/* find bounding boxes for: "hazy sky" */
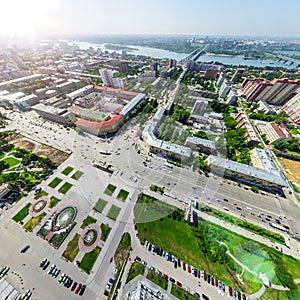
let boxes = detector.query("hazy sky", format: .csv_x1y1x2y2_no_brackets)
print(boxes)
1,0,300,38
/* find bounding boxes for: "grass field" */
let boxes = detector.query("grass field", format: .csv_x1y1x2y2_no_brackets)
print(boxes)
12,203,31,222
48,177,62,188
58,182,73,194
62,233,80,262
3,157,20,168
62,166,74,176
48,196,60,208
79,246,101,274
100,223,111,241
134,193,300,295
107,205,121,220
34,190,48,200
104,184,117,196
200,205,285,244
71,170,84,180
93,198,108,213
23,212,46,232
126,262,145,283
81,215,97,229
171,284,198,300
116,189,129,202
146,270,168,290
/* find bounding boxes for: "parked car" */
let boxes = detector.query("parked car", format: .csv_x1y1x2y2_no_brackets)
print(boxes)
79,285,86,296
75,283,82,294
71,282,78,292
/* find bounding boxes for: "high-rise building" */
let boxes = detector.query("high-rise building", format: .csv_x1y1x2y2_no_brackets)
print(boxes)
99,69,113,87
168,59,174,69
152,62,158,77
216,72,226,87
118,62,129,73
282,91,300,124
219,80,232,98
231,68,245,83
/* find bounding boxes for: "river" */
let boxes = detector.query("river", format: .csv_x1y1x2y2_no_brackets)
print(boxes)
72,41,295,69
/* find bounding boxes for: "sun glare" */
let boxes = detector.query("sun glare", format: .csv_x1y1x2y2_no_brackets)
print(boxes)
0,0,58,38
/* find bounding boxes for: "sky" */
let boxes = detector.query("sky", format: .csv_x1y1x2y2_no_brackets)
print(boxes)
0,0,299,38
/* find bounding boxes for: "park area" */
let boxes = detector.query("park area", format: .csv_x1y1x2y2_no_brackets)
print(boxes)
134,193,300,298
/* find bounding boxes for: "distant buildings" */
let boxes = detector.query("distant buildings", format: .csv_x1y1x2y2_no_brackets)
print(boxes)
234,111,260,145
262,122,291,144
282,91,300,124
242,78,300,105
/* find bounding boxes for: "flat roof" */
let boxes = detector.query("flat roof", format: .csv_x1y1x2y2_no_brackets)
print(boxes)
67,85,93,98
207,155,288,187
94,85,138,97
186,136,216,149
75,114,123,129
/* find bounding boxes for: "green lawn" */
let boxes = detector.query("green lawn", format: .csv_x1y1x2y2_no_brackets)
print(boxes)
100,223,111,241
134,193,300,295
3,157,20,168
71,170,84,180
107,205,121,220
171,284,198,300
12,203,31,222
34,190,48,200
62,166,74,176
104,184,117,196
115,232,131,256
81,215,97,229
146,270,168,290
48,196,60,208
126,262,145,283
79,246,101,274
200,205,285,244
23,212,46,232
48,177,62,189
62,233,80,262
290,128,300,135
93,198,108,213
116,189,129,202
58,182,73,194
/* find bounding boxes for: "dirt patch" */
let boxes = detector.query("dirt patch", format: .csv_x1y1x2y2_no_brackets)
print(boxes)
204,254,211,274
279,157,300,188
7,134,68,166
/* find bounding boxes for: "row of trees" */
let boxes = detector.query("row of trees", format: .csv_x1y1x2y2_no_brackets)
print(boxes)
273,138,300,153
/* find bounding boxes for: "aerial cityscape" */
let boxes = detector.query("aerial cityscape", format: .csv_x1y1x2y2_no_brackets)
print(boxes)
0,1,300,300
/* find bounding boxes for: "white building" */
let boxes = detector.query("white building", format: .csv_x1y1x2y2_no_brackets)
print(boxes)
219,80,232,98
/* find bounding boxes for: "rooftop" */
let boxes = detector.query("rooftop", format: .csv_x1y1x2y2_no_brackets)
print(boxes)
207,155,288,187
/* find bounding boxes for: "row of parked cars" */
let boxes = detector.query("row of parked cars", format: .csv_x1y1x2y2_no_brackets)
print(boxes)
0,266,10,278
144,241,250,300
40,259,86,296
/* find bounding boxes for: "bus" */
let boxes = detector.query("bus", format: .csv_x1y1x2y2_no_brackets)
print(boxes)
99,150,112,155
269,222,288,233
164,162,173,169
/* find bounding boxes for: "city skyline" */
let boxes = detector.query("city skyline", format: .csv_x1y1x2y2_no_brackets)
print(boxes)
0,0,300,39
